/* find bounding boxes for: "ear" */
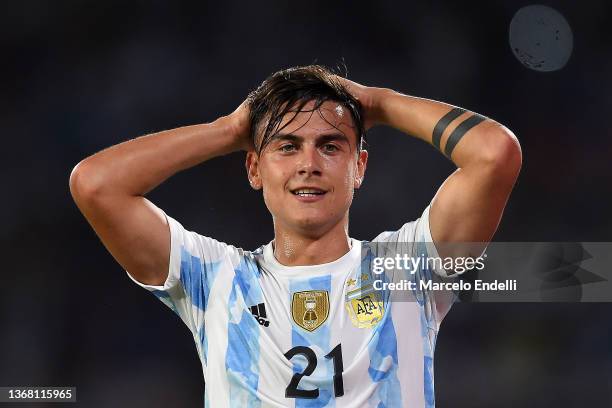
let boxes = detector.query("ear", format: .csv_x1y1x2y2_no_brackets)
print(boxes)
354,149,368,189
245,151,263,190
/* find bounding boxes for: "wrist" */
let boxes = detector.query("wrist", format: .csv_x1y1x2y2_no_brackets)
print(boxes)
368,87,395,127
217,113,251,152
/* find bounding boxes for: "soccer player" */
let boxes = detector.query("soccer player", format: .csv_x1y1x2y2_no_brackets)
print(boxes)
70,65,521,407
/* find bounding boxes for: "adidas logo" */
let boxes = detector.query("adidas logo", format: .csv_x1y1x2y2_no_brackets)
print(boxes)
250,303,270,327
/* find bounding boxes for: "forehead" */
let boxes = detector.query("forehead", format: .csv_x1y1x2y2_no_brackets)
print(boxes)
276,100,357,140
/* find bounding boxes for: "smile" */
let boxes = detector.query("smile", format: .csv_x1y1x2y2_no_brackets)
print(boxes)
290,187,328,202
291,188,326,197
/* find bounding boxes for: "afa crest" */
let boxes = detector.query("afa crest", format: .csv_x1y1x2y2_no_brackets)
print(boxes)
346,288,385,328
291,290,329,332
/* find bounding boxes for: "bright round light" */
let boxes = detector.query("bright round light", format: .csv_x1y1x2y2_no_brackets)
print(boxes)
509,5,573,72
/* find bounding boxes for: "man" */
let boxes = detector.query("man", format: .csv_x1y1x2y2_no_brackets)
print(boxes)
70,65,521,407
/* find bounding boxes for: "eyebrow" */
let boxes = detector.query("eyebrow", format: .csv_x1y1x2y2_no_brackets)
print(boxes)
270,132,351,144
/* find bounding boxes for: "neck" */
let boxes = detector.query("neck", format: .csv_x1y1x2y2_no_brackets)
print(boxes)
272,216,351,266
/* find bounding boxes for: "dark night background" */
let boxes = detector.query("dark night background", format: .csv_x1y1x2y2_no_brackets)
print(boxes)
1,0,611,407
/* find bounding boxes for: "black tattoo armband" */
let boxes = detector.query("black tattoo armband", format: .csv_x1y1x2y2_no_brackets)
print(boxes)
432,108,465,150
444,113,487,157
431,108,487,157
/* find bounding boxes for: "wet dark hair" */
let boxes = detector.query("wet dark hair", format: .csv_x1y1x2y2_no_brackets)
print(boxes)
246,65,365,154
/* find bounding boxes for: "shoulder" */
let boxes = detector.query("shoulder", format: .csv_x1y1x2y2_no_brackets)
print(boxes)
166,214,262,266
372,206,432,244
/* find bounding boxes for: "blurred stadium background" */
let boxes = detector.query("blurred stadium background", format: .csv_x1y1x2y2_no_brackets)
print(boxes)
1,0,610,406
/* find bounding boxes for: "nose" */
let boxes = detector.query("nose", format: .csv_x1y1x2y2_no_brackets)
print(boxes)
297,145,322,177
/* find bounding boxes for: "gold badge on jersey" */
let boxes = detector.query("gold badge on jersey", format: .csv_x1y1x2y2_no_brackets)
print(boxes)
345,286,385,329
291,290,329,332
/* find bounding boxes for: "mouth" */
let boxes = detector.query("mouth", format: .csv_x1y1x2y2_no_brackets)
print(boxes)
290,187,328,201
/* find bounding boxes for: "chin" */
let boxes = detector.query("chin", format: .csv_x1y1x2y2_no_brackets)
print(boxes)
294,218,327,231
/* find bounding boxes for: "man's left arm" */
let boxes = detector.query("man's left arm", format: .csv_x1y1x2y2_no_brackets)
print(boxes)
344,81,522,256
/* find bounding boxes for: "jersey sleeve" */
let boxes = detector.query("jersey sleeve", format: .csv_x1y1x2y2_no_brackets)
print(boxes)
126,212,235,336
372,205,457,325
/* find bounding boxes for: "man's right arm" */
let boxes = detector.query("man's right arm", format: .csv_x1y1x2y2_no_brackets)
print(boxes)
69,104,250,286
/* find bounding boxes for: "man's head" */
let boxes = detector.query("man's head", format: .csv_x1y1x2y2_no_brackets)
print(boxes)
247,65,366,153
245,65,368,238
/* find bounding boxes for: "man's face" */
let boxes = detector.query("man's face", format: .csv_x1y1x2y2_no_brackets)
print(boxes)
246,100,368,236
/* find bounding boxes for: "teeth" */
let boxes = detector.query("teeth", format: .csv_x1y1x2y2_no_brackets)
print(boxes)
293,189,324,196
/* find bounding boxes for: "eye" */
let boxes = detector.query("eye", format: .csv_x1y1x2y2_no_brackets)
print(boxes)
279,143,297,153
322,143,339,153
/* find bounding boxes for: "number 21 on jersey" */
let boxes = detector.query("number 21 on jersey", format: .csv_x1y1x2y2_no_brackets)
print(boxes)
284,344,344,399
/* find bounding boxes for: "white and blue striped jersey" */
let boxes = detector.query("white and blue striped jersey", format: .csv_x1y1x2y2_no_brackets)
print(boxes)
128,205,454,407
